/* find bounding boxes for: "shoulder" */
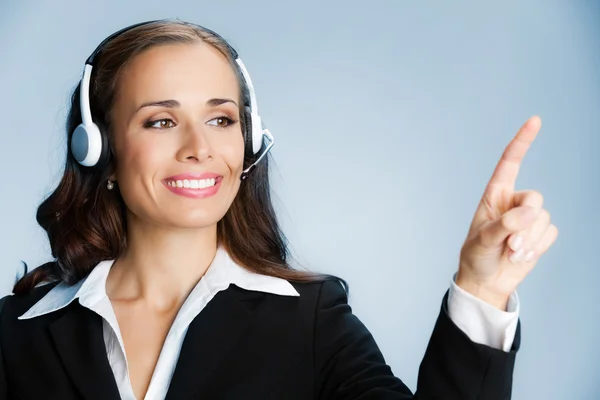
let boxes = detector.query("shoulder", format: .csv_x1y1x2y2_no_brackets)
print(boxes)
290,276,346,293
0,281,59,323
288,277,349,311
254,277,349,321
248,278,352,343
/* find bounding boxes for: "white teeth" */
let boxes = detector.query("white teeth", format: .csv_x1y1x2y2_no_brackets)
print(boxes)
168,178,216,189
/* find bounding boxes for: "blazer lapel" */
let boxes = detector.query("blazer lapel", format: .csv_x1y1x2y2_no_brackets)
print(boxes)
165,285,266,400
49,302,121,400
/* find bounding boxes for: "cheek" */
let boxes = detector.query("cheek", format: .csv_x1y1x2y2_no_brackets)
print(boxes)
113,137,170,213
212,133,245,208
116,138,166,184
214,131,245,173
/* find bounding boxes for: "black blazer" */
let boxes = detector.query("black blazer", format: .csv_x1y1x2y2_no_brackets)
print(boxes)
0,278,520,399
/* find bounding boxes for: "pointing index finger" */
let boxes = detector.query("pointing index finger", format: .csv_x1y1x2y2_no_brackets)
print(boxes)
486,116,541,191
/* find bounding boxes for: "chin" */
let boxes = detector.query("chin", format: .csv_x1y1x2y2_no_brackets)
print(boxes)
164,208,227,230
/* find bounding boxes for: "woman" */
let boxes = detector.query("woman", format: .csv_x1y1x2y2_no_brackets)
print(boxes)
0,19,558,400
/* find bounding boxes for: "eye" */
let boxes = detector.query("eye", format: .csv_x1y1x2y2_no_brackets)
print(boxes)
207,116,237,129
143,118,175,129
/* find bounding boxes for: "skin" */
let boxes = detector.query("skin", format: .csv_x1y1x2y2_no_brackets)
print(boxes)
456,116,559,310
100,42,558,398
105,41,244,399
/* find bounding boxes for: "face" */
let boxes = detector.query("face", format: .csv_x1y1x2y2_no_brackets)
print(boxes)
109,42,245,229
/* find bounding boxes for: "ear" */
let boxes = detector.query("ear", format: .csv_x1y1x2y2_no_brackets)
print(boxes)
107,171,117,182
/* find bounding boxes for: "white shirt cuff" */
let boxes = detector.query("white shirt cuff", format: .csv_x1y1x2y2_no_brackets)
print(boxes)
447,273,520,352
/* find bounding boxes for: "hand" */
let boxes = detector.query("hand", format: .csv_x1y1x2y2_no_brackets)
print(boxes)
456,116,559,310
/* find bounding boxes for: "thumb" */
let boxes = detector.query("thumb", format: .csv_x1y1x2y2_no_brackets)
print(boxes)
479,205,539,249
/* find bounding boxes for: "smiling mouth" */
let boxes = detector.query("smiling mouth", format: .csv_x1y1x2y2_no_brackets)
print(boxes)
164,177,222,190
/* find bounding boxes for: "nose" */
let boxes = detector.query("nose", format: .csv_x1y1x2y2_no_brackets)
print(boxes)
178,123,211,163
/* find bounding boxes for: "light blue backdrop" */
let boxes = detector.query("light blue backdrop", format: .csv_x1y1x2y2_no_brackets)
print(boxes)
1,1,598,398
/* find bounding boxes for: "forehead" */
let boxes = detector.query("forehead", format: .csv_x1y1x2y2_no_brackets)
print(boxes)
116,42,240,106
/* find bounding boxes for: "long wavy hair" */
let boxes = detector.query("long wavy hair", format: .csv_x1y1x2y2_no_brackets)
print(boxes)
13,19,346,295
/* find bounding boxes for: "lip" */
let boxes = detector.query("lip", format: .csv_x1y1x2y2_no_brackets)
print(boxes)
164,172,222,181
162,172,223,199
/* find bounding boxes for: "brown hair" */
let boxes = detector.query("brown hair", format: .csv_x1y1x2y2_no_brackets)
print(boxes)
13,19,346,295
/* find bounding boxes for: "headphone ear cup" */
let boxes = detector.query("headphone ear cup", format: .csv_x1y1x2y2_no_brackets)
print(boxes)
94,119,110,170
71,124,90,164
70,119,110,169
243,106,253,156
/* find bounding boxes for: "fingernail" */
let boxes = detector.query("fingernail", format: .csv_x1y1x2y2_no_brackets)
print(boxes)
511,235,523,251
509,248,525,263
524,250,535,262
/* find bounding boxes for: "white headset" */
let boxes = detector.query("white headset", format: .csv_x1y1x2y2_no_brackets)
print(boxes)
70,20,274,181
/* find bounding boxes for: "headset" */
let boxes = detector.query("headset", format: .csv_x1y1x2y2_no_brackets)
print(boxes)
70,19,274,181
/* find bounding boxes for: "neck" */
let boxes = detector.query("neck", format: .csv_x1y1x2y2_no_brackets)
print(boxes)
106,211,218,310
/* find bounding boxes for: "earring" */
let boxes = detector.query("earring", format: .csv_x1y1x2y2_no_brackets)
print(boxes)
107,180,115,190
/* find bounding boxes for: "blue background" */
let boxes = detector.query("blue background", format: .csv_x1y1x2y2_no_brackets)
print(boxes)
1,1,598,398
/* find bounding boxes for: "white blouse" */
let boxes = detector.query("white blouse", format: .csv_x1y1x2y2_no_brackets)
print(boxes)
19,247,519,400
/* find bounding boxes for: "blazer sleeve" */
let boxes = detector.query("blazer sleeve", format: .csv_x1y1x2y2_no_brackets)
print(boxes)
313,279,520,400
0,295,10,400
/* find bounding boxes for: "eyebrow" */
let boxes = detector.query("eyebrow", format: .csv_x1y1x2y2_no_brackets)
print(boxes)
136,98,238,112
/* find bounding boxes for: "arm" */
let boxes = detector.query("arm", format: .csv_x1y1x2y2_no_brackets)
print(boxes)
0,295,9,400
416,289,520,399
314,280,520,400
448,275,520,352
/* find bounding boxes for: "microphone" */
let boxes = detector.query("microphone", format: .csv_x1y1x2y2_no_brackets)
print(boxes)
240,128,274,181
